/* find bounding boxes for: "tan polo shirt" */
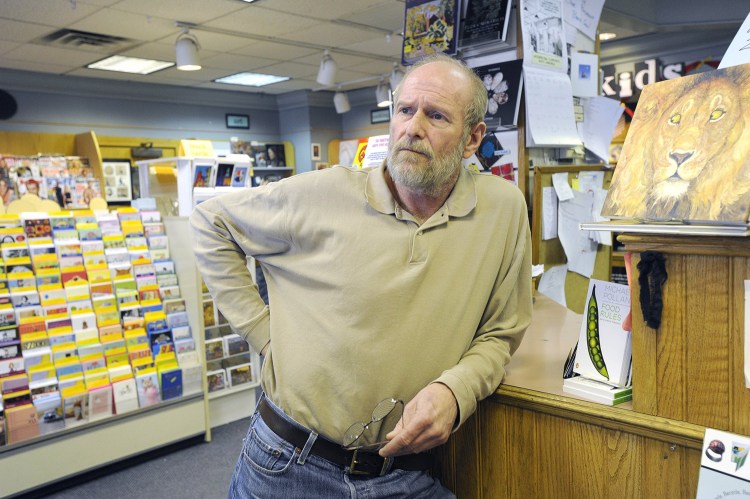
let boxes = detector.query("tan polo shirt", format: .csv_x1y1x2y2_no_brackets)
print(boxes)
190,164,532,444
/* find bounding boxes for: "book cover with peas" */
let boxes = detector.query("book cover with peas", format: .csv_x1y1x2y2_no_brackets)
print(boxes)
573,279,632,388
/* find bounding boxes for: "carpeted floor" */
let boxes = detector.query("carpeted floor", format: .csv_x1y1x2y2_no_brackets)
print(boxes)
28,417,251,499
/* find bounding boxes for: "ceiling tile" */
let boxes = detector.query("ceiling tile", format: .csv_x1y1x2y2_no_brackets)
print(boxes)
231,41,318,61
0,20,55,44
4,43,100,68
204,7,321,38
343,36,404,59
106,0,242,24
282,22,372,47
0,0,100,25
259,0,388,20
252,61,319,79
202,53,281,72
342,1,407,32
0,58,73,75
68,8,176,41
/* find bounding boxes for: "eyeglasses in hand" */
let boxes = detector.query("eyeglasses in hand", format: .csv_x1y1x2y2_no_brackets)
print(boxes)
342,398,404,451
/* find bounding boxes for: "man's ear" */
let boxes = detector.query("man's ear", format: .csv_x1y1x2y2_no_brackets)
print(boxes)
462,121,487,159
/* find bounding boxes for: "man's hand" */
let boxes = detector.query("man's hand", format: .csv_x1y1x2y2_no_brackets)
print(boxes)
378,383,457,458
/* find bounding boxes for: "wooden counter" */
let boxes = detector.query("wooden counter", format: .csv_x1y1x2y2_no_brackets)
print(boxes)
436,294,704,498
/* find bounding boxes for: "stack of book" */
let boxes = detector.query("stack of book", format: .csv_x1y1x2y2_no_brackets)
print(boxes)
0,207,200,446
563,278,633,406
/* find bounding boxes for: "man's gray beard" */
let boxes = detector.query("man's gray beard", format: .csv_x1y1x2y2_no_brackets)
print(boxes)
387,139,465,197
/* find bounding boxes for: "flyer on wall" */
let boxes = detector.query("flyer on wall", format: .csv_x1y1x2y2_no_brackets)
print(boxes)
519,0,568,72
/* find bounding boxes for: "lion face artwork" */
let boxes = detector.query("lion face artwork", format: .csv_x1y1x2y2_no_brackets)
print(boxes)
602,64,750,223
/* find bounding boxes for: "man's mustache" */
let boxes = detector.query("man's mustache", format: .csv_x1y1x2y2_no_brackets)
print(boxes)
392,139,433,159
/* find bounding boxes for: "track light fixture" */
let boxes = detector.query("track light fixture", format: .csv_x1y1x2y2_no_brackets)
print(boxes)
176,28,201,71
376,81,391,108
316,50,337,87
333,87,351,114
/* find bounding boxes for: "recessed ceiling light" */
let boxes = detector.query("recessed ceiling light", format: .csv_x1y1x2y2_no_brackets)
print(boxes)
214,72,290,87
599,32,617,41
87,55,174,74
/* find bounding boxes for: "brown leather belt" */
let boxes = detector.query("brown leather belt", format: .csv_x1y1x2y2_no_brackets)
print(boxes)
258,397,432,476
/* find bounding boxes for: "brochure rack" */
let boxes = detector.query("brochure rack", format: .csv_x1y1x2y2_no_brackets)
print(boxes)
0,217,208,497
136,156,262,428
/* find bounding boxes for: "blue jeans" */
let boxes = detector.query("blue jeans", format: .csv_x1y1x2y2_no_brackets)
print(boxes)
228,397,456,499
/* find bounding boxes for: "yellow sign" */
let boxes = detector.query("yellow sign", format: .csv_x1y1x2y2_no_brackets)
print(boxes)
179,140,214,157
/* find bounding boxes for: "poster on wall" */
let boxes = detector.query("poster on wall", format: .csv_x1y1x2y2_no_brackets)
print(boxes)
102,159,133,202
402,0,460,66
459,0,512,49
473,59,523,131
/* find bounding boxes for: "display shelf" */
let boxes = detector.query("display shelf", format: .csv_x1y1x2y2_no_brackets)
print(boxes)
208,381,259,401
1,394,205,497
136,164,264,430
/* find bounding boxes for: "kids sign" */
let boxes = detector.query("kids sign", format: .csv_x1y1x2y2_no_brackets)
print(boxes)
601,58,684,100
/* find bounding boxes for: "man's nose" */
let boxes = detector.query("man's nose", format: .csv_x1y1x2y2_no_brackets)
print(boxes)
405,111,427,139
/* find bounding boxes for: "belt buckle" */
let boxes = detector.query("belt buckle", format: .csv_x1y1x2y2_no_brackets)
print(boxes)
345,449,393,476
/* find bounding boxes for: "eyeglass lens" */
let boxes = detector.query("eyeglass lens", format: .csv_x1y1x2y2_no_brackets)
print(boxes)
343,398,401,447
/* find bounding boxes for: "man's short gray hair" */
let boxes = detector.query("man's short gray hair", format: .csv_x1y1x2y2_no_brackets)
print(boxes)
393,53,488,137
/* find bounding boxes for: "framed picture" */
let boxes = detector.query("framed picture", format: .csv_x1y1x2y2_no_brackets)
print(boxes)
371,109,390,124
225,114,250,129
101,159,133,202
311,143,321,161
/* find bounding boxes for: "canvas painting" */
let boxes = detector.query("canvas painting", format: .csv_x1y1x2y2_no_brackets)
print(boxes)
602,63,750,224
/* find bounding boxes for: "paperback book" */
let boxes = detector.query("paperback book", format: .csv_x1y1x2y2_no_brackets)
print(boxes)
572,279,632,388
562,376,632,406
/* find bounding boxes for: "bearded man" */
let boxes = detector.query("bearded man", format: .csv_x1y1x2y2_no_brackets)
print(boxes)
191,53,532,499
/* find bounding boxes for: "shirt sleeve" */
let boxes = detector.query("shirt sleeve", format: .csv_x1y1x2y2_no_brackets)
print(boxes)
433,196,533,428
189,185,291,353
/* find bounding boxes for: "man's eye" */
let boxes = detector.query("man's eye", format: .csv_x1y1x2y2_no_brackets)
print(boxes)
431,112,445,120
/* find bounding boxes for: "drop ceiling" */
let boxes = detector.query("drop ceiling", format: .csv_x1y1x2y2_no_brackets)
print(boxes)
0,0,745,97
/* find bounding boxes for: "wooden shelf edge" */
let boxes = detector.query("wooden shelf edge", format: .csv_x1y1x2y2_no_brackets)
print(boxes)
491,385,705,449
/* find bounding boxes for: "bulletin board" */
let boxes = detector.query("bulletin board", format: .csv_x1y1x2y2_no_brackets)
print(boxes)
531,164,614,313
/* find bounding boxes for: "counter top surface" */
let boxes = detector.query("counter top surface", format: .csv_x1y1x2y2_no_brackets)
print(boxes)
500,294,633,409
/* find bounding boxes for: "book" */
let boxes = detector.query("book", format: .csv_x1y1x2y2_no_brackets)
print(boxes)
135,368,161,407
572,279,632,388
111,376,138,414
87,382,113,422
472,59,523,131
34,393,64,435
192,162,214,188
205,337,225,361
459,0,512,48
206,369,227,393
601,63,750,225
562,376,632,406
402,0,460,65
230,165,249,188
61,383,88,428
159,365,183,401
227,363,253,388
6,402,39,443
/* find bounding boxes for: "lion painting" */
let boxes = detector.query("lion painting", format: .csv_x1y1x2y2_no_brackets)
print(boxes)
602,64,750,223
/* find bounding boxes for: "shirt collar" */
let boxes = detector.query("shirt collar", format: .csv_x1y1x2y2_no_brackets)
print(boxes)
365,162,477,218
